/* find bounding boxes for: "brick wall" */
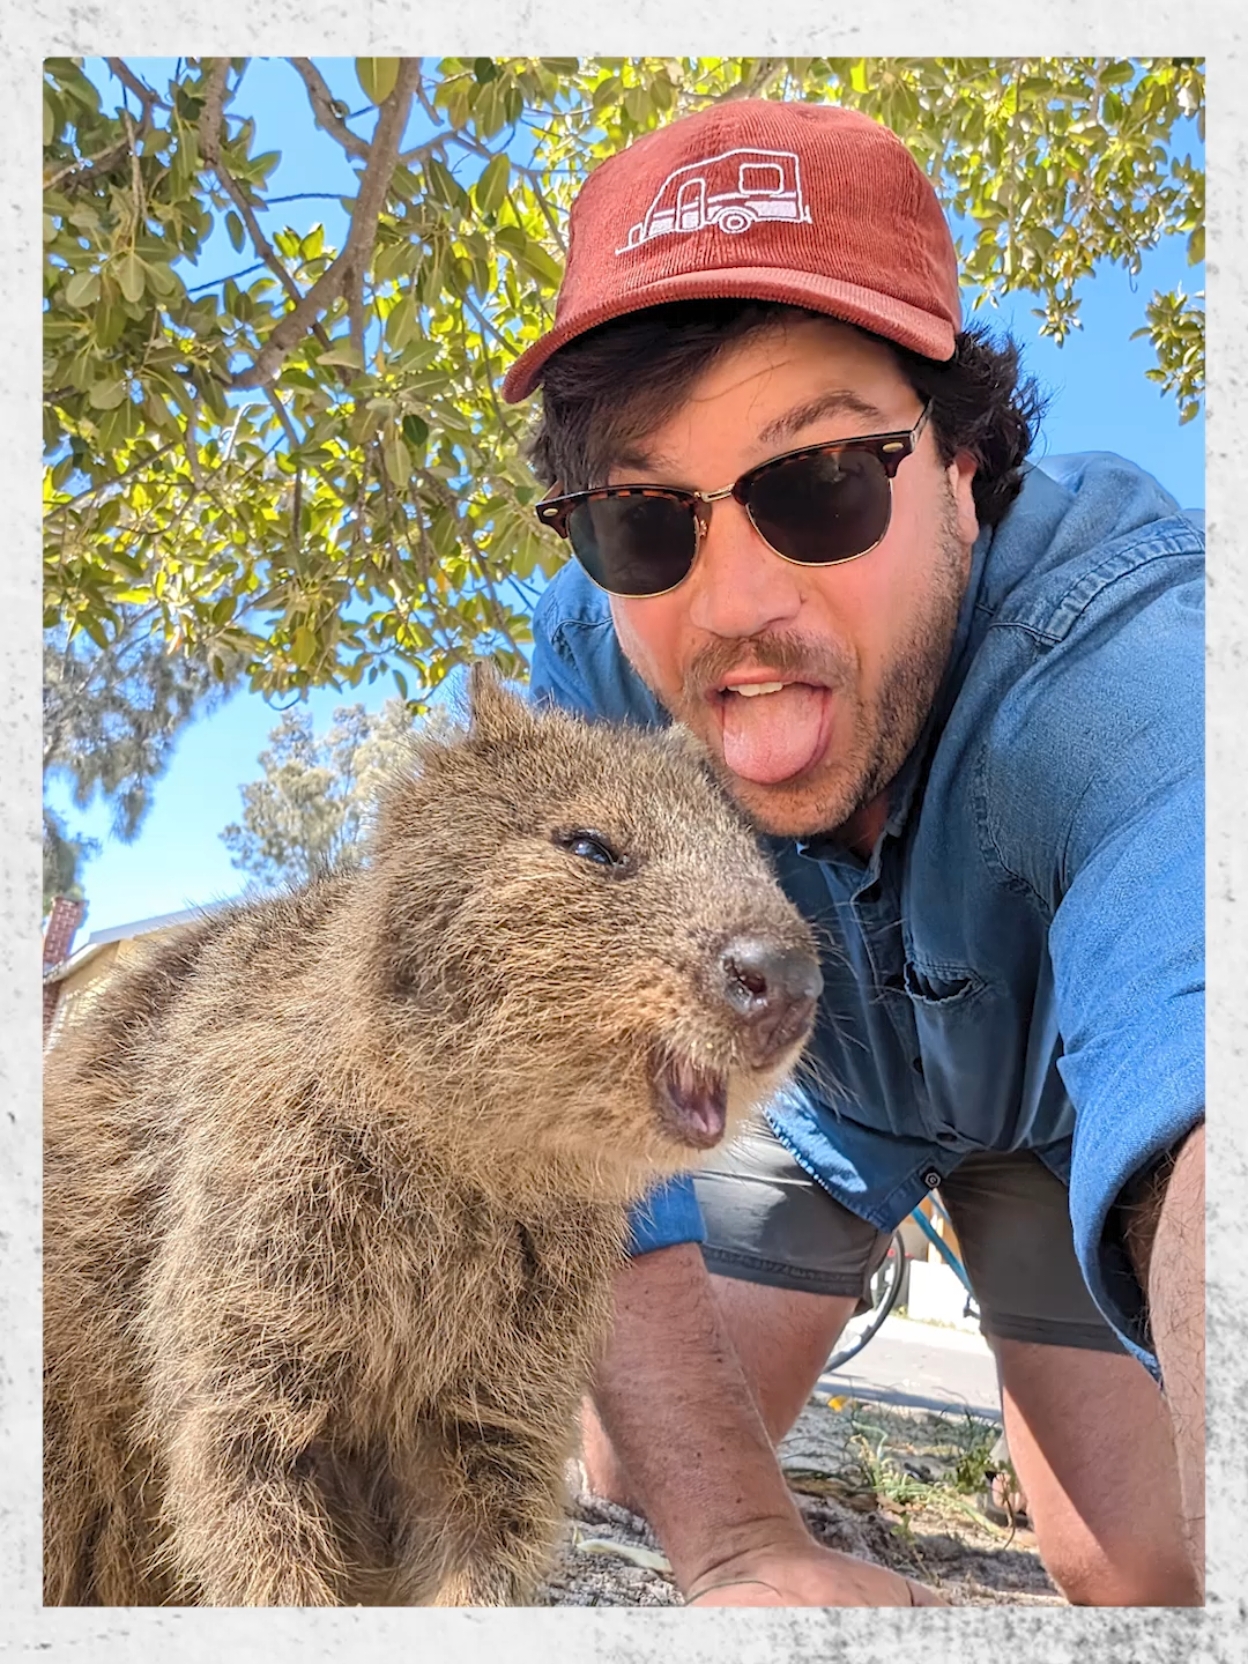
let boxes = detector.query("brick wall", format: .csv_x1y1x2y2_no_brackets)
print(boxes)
42,896,86,1040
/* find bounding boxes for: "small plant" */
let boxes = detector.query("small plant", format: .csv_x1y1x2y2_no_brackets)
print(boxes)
839,1399,1010,1536
950,1415,1000,1496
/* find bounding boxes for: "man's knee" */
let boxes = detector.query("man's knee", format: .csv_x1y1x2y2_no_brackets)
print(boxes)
1042,1540,1202,1607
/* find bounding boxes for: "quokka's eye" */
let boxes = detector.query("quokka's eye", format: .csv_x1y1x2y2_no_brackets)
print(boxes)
554,828,626,869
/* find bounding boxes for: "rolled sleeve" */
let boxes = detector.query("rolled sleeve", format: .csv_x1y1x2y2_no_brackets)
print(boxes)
1052,731,1203,1368
1023,561,1204,1369
627,1175,708,1257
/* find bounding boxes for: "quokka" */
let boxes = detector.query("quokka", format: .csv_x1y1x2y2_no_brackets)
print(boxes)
44,665,821,1606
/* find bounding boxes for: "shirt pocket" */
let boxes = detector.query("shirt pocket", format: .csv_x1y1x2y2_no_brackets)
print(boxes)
903,961,988,1008
901,960,997,1144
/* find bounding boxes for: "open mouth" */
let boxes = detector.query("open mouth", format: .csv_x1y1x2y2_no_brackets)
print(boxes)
654,1055,729,1149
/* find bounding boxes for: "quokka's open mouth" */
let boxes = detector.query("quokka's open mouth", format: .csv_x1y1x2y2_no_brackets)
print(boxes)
654,1054,729,1149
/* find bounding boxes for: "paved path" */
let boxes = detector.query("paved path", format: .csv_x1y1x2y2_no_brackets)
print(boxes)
818,1315,1002,1421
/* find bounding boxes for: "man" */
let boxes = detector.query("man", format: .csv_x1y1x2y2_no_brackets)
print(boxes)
501,100,1204,1607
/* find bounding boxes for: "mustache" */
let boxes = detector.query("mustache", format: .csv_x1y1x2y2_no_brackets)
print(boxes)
681,632,855,704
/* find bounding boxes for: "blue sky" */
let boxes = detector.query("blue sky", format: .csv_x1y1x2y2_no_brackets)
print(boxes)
48,61,1206,938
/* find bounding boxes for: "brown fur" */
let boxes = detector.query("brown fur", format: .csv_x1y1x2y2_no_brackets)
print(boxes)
43,666,818,1607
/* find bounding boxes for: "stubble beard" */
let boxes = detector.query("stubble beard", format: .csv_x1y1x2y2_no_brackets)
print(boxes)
652,504,971,841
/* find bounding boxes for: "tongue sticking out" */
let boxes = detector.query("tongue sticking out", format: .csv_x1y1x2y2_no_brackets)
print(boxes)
720,684,830,785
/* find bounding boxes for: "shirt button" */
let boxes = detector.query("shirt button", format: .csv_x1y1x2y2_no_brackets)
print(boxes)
923,1169,942,1189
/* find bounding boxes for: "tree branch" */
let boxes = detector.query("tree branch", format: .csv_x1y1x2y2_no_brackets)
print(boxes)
198,65,296,312
44,58,165,193
198,60,338,369
106,58,167,111
289,58,372,161
710,58,786,104
230,59,421,391
45,134,135,193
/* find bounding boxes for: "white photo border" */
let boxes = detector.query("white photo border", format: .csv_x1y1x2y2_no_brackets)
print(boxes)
4,10,1243,1660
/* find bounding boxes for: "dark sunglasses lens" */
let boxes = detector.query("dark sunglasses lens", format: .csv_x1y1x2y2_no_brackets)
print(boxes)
746,450,892,565
565,492,698,597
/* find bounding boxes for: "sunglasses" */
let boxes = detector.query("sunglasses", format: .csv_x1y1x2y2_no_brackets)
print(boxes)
535,403,933,599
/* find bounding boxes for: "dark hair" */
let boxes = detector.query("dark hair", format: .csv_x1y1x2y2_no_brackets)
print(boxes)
527,300,1048,530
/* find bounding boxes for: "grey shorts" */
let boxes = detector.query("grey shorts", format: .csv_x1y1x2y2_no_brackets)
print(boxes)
694,1119,1126,1353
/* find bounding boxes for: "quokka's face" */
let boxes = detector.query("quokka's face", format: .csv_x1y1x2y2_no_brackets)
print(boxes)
416,709,822,1177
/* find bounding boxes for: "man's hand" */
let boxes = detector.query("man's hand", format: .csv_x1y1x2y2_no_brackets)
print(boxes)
684,1541,946,1606
584,1242,950,1608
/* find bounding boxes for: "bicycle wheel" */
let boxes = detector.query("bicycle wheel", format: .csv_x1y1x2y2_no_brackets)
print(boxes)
824,1231,906,1372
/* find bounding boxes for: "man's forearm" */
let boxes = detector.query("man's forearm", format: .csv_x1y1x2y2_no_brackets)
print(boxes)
586,1241,810,1591
1128,1122,1205,1589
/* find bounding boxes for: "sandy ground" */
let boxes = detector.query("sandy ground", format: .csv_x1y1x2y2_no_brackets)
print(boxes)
537,1392,1063,1607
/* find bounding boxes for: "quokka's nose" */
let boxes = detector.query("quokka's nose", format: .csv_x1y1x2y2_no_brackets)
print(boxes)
718,937,823,1067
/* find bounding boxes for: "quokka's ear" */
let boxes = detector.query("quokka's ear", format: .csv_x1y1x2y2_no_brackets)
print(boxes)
467,659,535,744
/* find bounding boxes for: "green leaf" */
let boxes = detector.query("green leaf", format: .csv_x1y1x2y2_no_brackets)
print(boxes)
226,211,245,252
591,74,622,111
1187,225,1204,264
356,57,401,106
474,152,511,215
64,269,100,309
145,262,182,300
515,241,563,288
383,428,412,485
623,85,650,125
117,251,146,304
385,293,418,351
88,377,127,411
144,389,175,429
425,155,463,209
292,624,317,667
318,343,365,369
494,223,527,259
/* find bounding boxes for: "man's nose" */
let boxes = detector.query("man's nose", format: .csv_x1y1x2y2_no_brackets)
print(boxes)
684,495,804,640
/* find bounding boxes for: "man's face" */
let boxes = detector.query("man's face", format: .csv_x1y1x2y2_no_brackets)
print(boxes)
605,317,981,842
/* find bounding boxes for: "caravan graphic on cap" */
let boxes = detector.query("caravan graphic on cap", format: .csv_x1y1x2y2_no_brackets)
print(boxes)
616,147,813,254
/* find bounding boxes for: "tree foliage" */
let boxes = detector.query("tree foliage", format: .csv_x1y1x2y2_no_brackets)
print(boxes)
44,55,1205,711
42,611,236,907
220,697,417,889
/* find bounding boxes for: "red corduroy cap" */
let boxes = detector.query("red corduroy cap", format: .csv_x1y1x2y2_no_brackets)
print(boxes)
501,100,961,404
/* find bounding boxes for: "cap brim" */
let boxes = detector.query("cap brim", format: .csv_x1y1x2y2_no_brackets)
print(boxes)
501,266,958,403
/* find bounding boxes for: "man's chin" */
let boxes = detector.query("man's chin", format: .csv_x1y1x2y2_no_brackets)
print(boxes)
707,755,861,841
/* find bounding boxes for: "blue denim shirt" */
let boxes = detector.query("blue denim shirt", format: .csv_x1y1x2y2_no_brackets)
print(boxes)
529,454,1204,1365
